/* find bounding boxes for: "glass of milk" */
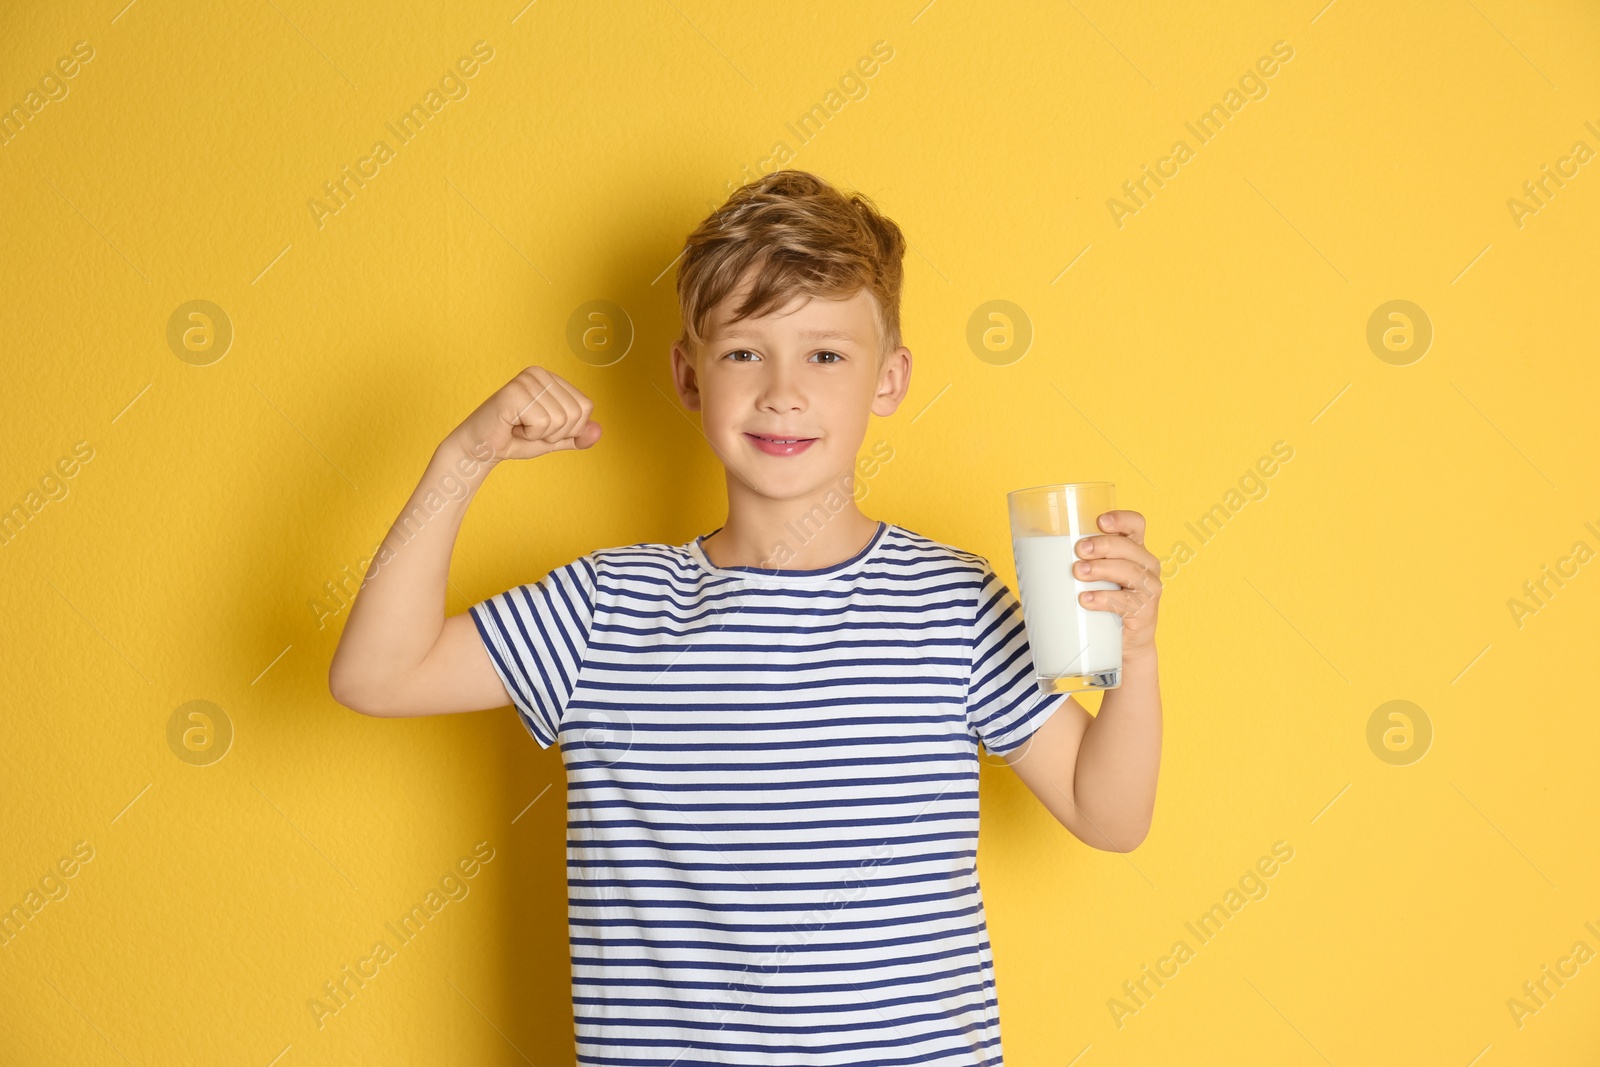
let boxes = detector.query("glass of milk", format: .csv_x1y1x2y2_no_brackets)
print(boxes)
1007,482,1123,693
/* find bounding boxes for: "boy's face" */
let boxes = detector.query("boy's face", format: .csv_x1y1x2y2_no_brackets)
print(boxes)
670,270,910,505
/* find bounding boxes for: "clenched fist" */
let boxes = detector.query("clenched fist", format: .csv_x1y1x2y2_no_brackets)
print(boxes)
453,366,602,463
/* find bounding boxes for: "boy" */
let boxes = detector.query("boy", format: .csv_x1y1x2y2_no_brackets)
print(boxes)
329,170,1163,1065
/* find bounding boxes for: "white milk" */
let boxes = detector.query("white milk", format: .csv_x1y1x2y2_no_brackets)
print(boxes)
1012,533,1123,680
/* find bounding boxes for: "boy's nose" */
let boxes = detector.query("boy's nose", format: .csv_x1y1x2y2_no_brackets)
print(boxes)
755,371,806,411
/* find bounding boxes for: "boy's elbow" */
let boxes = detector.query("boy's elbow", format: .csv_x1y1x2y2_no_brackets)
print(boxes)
1102,829,1149,853
328,665,388,717
1073,821,1150,853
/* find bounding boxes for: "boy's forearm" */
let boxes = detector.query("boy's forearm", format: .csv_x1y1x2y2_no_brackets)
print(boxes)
1071,648,1162,850
328,432,496,699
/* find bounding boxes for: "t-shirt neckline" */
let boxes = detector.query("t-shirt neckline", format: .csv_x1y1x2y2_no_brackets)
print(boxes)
688,520,891,582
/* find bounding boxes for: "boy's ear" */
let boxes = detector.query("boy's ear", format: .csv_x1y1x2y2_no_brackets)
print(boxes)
669,339,703,411
870,344,912,417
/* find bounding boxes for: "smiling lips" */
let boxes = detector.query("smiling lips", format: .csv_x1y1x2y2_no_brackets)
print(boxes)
744,432,818,457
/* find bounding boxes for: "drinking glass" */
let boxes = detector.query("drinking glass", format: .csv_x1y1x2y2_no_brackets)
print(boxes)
1006,482,1123,693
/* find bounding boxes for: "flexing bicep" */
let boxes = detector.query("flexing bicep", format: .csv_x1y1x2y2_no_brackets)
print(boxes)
357,612,514,718
1001,694,1098,841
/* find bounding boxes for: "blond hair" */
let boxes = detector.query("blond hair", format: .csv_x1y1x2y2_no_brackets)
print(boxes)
675,170,906,361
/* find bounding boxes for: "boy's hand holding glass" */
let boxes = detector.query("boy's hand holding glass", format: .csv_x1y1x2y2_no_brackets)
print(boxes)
1008,483,1162,694
1075,508,1162,661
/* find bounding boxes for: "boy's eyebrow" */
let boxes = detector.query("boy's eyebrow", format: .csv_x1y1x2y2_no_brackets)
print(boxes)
718,327,858,342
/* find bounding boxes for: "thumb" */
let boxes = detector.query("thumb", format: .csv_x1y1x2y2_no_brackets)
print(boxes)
539,419,601,455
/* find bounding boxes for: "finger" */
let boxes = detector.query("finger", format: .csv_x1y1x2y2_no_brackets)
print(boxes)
508,389,557,446
1073,556,1157,593
538,370,597,444
542,418,604,452
565,375,595,429
1079,585,1160,618
506,370,558,438
1076,532,1158,573
1096,509,1146,546
512,366,559,410
543,381,586,443
511,374,577,445
538,370,588,439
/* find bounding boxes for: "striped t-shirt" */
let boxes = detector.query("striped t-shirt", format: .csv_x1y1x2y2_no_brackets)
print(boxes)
469,519,1067,1066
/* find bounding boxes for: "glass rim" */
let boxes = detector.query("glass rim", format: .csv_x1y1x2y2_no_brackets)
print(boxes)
1006,481,1115,498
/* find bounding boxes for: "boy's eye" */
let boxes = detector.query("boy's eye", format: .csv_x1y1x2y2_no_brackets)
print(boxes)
722,349,845,363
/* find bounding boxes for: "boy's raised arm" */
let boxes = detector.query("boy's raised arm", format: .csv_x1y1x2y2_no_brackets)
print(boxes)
327,366,601,718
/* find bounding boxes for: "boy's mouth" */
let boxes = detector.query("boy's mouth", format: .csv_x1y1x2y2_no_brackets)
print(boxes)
744,432,818,456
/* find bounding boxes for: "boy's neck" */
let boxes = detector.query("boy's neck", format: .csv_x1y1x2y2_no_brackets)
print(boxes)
701,500,881,571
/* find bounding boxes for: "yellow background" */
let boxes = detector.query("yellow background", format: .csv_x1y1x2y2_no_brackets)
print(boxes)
3,0,1597,1063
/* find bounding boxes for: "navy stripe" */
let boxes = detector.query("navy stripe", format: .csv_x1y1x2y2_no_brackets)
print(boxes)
570,788,977,813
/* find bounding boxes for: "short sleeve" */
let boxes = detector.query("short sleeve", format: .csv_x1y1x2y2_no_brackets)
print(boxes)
966,561,1068,755
469,554,599,749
